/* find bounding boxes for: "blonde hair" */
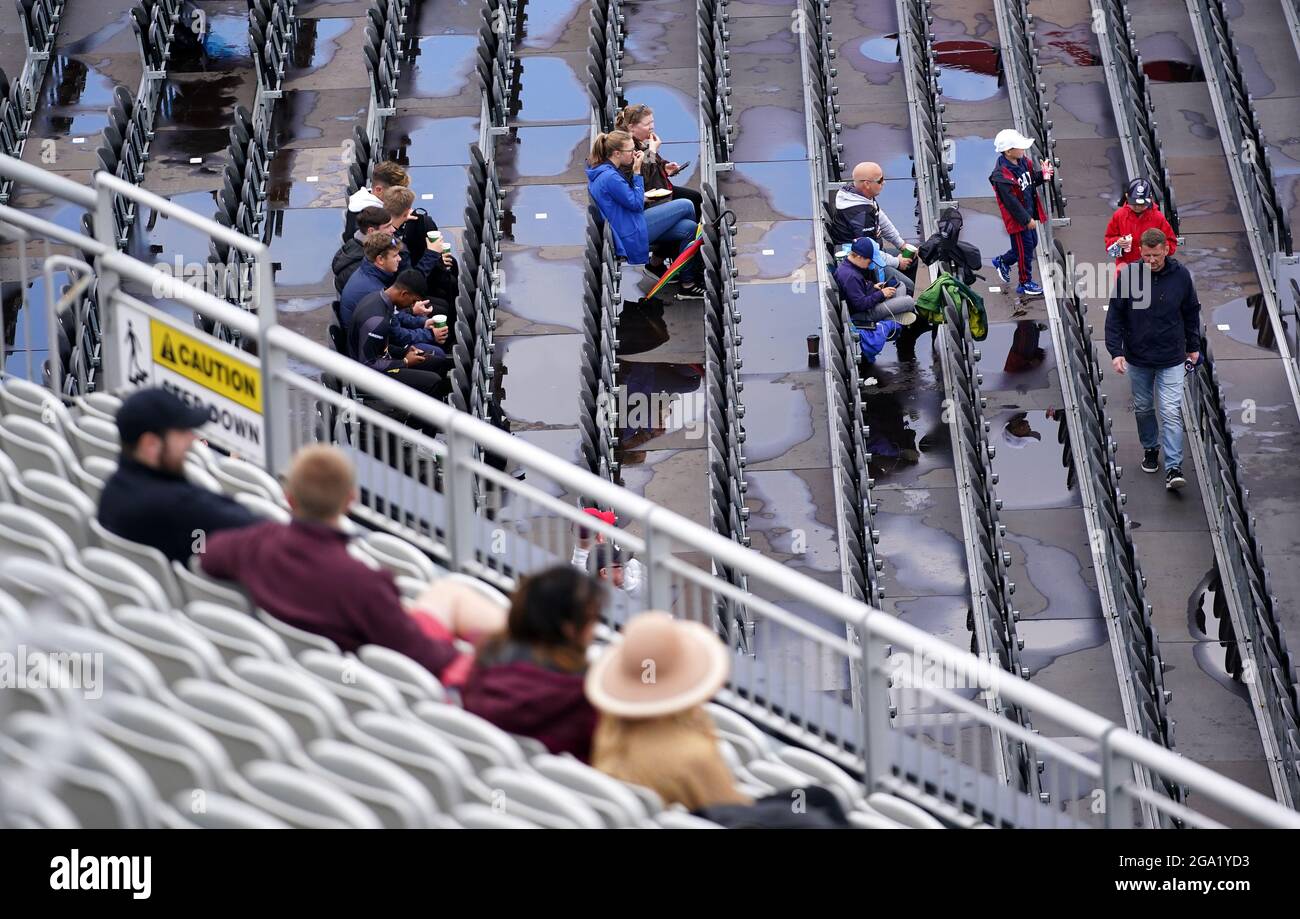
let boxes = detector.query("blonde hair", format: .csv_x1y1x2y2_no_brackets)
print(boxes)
382,185,416,220
588,130,634,167
591,706,751,811
285,445,356,522
614,104,652,133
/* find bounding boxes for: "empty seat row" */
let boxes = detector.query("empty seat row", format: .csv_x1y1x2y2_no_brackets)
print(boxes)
251,0,296,104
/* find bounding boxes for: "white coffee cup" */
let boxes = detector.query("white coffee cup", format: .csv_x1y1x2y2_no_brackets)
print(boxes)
431,314,448,330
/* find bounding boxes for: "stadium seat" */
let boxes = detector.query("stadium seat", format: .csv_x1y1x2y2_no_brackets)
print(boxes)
109,607,227,684
480,767,605,829
183,602,290,663
0,502,80,567
530,754,654,828
255,609,341,656
76,547,174,612
225,655,346,743
0,554,106,628
303,738,441,829
239,760,384,829
234,492,290,522
413,701,530,773
0,770,82,828
183,458,224,494
89,519,185,608
453,802,539,829
867,792,946,829
654,811,726,829
12,469,97,548
174,559,253,612
349,710,477,812
212,456,286,505
359,531,439,581
170,679,300,768
168,790,291,829
296,649,408,716
357,644,447,704
73,391,123,422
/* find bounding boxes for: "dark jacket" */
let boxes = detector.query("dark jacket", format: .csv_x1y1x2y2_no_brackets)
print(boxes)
587,162,648,263
98,457,260,563
200,519,460,678
693,784,852,829
833,257,887,317
990,153,1047,234
331,235,367,295
1105,256,1201,369
461,641,597,762
347,289,404,372
340,261,433,350
829,183,905,248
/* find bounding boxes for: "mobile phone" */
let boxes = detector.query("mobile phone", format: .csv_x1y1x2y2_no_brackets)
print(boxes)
675,159,691,171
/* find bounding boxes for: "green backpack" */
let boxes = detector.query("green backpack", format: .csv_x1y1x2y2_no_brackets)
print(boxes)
914,272,988,341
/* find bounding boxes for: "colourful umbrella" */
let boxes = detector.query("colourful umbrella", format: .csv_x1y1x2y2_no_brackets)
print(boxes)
644,222,705,299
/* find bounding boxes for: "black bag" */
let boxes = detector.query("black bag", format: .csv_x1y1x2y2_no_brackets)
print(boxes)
692,785,853,829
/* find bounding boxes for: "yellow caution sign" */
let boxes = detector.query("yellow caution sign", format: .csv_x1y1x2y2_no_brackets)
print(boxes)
150,318,262,413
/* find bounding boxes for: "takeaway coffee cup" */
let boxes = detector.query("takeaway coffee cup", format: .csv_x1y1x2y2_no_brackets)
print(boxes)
427,230,448,252
900,243,917,260
432,314,448,330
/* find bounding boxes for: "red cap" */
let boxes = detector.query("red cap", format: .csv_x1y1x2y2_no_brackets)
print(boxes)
583,507,617,526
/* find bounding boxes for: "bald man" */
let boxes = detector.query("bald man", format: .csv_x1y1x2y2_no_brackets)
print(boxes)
831,161,915,291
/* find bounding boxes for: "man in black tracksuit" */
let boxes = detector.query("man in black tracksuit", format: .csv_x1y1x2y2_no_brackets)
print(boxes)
347,269,451,399
1105,228,1201,491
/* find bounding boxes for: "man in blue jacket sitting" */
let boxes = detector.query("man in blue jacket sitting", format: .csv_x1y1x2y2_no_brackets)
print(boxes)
340,233,449,355
1105,228,1201,491
833,237,918,326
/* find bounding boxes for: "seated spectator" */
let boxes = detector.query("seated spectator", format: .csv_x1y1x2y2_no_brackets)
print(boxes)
615,103,701,224
345,160,409,238
347,269,451,395
200,445,474,685
585,611,750,811
98,388,260,563
332,205,391,295
340,233,443,355
461,566,605,761
833,237,918,326
378,186,459,309
586,131,704,299
831,161,916,292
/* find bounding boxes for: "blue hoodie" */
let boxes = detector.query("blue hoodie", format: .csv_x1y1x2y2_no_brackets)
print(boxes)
587,162,648,264
339,260,433,349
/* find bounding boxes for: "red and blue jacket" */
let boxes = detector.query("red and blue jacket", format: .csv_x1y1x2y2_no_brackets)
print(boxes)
989,153,1048,234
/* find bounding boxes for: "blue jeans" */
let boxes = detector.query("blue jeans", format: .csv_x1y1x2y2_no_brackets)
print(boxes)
642,198,698,281
1129,363,1185,469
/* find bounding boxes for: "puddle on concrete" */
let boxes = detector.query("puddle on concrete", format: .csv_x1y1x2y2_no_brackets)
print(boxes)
935,39,1002,101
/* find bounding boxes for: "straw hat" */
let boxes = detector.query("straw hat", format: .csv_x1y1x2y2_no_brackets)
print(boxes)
585,612,731,718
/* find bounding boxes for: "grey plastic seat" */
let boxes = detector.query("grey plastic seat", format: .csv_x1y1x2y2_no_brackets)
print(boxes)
0,377,73,428
0,413,99,492
0,445,18,500
297,648,408,716
866,792,945,829
110,606,227,684
170,678,300,768
453,802,539,829
359,532,439,581
304,738,441,828
0,554,104,628
234,491,290,522
349,710,476,812
745,759,818,796
239,760,384,829
79,456,117,499
86,693,234,802
224,656,343,744
183,458,224,493
169,789,291,828
11,469,97,548
1,712,162,829
89,518,184,607
479,766,604,829
413,701,530,773
848,810,904,829
175,558,253,612
0,587,30,630
0,770,82,828
25,619,169,700
0,503,79,568
255,609,341,655
774,747,867,812
706,702,775,762
357,644,447,704
76,547,173,613
439,572,509,608
74,391,123,421
531,754,653,827
64,415,120,464
212,456,285,504
183,602,290,663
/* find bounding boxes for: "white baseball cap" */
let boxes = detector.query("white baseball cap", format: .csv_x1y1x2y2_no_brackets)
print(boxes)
994,129,1035,153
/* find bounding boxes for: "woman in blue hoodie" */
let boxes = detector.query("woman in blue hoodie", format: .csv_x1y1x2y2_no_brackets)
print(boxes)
586,131,703,298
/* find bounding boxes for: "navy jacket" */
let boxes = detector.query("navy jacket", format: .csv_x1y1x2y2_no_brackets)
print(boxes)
1105,256,1201,369
833,258,887,317
339,261,433,348
98,457,260,563
587,162,648,263
347,289,404,372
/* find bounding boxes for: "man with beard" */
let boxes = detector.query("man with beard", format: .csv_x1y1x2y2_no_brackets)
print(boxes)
98,388,259,562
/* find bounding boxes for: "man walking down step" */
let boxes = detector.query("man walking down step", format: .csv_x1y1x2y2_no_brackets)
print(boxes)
1105,228,1202,491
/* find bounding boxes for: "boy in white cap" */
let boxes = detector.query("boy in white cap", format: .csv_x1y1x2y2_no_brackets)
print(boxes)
988,128,1055,297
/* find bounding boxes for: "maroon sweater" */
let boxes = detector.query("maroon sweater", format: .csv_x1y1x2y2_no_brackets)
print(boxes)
461,643,597,762
200,519,458,678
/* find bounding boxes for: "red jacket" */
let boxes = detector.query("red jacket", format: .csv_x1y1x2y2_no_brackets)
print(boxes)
1104,203,1177,270
990,153,1048,234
